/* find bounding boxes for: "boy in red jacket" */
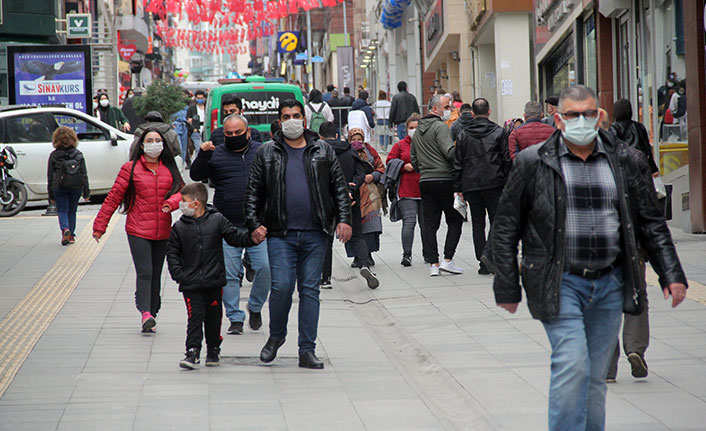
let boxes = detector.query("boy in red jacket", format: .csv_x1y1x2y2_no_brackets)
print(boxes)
166,183,262,369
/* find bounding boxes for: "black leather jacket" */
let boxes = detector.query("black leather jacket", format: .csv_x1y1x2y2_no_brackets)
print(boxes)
491,129,687,321
452,116,510,192
166,207,254,291
244,130,352,237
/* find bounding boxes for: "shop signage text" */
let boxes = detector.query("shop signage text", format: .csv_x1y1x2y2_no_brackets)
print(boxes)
425,0,444,54
536,0,576,32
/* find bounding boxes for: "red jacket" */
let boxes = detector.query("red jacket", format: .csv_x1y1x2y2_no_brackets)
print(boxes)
508,119,555,160
94,156,182,240
386,136,421,198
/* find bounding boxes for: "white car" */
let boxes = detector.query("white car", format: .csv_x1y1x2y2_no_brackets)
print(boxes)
0,106,133,201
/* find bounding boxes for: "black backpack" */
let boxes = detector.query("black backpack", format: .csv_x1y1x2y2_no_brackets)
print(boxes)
58,153,83,189
673,94,687,118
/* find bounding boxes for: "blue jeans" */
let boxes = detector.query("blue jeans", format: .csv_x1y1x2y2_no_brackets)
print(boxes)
53,187,82,235
173,121,188,160
542,267,624,431
223,240,271,323
191,131,201,158
377,119,390,150
267,230,328,354
396,123,407,141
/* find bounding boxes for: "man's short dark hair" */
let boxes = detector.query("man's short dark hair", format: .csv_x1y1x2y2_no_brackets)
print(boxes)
544,95,559,106
326,84,334,92
471,98,490,116
195,90,206,98
318,121,337,139
278,98,305,118
613,98,633,122
222,95,242,110
359,90,369,101
459,103,472,113
181,183,208,207
343,87,351,95
398,81,407,92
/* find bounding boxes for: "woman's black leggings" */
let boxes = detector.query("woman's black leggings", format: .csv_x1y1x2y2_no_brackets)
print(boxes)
127,235,168,316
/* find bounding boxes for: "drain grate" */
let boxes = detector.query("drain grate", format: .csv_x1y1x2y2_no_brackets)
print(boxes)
220,356,331,366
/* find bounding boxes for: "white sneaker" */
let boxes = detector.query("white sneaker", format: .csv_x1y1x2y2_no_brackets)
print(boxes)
429,264,440,277
440,259,464,274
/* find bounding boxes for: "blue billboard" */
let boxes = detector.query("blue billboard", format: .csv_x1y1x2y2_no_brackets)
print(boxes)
8,45,93,114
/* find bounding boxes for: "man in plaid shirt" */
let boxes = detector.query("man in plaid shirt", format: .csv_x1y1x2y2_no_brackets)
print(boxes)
490,85,688,431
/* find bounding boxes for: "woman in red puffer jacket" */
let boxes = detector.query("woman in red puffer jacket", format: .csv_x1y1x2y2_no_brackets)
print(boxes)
386,113,422,267
93,129,184,333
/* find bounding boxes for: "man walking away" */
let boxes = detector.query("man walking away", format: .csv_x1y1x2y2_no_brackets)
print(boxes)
318,122,371,289
244,100,352,369
453,98,508,275
450,103,473,143
389,81,420,141
508,101,556,159
410,94,464,276
491,85,687,431
323,84,334,103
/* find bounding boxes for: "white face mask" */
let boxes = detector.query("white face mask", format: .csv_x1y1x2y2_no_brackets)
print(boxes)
441,109,452,122
407,128,416,138
561,115,599,147
281,119,304,140
143,141,163,158
99,99,109,108
179,200,196,217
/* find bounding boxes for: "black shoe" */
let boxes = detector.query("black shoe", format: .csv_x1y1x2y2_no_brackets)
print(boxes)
298,351,324,369
205,347,220,367
244,260,255,283
350,260,361,269
478,262,491,275
248,310,262,330
320,277,332,289
360,267,379,289
179,348,200,370
627,352,648,378
401,256,412,267
228,322,243,335
260,337,285,363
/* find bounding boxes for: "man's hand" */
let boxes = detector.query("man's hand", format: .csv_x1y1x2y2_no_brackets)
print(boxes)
404,163,414,172
364,174,374,184
336,223,352,243
497,303,519,314
252,225,267,244
663,283,687,308
92,231,103,243
200,141,216,152
123,123,131,132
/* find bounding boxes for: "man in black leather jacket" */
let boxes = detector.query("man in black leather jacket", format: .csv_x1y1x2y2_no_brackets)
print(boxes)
244,99,352,370
491,86,687,431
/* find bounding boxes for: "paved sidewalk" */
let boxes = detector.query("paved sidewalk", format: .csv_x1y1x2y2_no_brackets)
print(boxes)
1,207,706,430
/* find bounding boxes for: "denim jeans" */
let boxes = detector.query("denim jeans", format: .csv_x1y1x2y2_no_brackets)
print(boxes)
223,239,271,323
53,187,82,235
377,119,390,150
397,198,423,257
267,230,328,354
542,267,624,431
174,122,188,162
396,123,407,141
191,131,201,158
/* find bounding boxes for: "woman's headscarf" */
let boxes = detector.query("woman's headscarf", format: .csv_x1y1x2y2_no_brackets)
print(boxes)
348,128,365,150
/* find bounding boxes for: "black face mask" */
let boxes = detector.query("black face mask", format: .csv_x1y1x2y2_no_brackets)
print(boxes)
225,133,249,151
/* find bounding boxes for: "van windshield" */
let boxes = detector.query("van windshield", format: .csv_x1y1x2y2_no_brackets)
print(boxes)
230,91,298,126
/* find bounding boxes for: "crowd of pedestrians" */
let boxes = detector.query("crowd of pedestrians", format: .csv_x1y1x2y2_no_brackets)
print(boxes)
60,79,689,431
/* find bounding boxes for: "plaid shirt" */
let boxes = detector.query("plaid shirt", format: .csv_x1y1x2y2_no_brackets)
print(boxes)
559,138,621,270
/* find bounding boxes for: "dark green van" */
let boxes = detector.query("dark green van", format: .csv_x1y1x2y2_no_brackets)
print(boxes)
203,76,305,141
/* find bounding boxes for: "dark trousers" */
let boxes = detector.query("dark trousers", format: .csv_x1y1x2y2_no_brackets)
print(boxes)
127,235,167,316
324,203,371,278
419,180,464,264
53,187,82,235
465,186,503,261
607,259,649,378
183,289,223,351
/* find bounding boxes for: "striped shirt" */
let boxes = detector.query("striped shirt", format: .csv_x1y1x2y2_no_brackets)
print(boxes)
559,138,621,270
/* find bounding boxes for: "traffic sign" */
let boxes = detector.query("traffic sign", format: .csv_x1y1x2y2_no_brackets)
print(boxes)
278,31,299,53
311,56,324,63
67,14,91,39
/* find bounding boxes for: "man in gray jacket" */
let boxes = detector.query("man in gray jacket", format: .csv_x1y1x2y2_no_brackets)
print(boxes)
410,94,464,276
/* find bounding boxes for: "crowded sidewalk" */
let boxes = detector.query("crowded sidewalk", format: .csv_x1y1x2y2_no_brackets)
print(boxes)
0,205,705,430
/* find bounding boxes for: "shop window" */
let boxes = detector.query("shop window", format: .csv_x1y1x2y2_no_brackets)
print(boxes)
545,35,576,97
584,15,597,91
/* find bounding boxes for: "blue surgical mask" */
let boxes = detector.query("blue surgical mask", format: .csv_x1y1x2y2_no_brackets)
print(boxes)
196,98,205,104
561,115,599,146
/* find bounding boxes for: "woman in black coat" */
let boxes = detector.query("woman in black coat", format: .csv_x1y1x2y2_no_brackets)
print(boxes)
609,98,659,175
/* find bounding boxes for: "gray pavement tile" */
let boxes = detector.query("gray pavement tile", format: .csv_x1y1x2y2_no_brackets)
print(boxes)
352,399,443,430
619,391,706,429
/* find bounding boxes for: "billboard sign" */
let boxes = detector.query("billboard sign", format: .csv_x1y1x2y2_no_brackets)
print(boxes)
277,31,299,53
67,13,92,39
337,46,354,93
8,45,93,114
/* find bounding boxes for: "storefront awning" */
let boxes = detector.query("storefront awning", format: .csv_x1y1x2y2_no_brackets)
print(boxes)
380,0,413,30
